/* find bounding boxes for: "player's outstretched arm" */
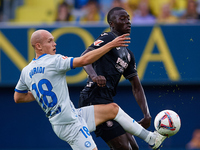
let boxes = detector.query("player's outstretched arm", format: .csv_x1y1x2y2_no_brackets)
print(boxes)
73,33,130,68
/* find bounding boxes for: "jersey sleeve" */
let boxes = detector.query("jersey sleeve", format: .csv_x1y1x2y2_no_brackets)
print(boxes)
88,32,115,50
55,54,74,72
15,68,29,93
123,49,138,79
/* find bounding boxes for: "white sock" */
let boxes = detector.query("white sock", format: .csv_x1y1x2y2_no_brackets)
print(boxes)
143,131,156,145
114,107,154,144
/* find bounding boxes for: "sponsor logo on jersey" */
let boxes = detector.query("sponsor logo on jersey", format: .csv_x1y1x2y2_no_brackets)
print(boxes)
116,57,128,69
62,56,68,59
115,57,128,73
94,40,104,46
85,141,91,148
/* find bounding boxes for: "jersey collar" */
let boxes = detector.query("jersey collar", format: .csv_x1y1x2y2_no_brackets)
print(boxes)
112,30,120,36
33,54,47,61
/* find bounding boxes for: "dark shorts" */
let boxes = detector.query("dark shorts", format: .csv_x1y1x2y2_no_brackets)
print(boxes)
95,120,126,142
79,90,125,142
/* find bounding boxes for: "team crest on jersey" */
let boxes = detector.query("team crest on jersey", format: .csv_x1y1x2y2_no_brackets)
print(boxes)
94,40,104,46
62,56,68,59
85,141,91,148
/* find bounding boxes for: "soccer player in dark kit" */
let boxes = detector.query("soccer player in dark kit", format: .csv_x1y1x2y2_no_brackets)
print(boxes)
79,7,152,150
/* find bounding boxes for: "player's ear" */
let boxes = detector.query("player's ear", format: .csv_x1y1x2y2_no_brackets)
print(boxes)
35,43,42,50
109,21,115,29
109,21,113,26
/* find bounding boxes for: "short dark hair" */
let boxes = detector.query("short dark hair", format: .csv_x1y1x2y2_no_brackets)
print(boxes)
107,7,125,24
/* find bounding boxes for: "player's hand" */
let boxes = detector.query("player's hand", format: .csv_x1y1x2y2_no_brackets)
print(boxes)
92,75,106,87
138,116,152,129
110,33,130,47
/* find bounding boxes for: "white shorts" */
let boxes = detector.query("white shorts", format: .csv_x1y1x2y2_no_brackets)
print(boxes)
52,105,96,150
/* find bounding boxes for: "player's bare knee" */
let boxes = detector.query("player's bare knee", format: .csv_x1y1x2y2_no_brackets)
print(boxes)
109,103,119,116
109,102,119,109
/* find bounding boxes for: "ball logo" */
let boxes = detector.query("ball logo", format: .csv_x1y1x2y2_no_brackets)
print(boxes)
85,141,91,148
157,112,176,131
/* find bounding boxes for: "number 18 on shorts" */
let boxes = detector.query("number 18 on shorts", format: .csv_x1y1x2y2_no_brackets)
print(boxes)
71,126,96,150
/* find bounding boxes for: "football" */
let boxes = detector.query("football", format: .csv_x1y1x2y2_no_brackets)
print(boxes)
154,110,181,137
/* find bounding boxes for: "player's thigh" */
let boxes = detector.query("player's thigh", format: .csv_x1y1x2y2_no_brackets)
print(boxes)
76,105,96,132
94,103,119,126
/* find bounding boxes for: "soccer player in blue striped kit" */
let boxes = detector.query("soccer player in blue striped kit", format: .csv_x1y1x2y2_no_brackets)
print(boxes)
14,29,166,150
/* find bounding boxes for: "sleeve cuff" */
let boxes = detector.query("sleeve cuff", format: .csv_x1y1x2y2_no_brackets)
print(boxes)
15,89,28,93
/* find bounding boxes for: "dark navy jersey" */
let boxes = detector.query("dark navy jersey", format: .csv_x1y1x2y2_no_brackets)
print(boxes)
79,32,137,105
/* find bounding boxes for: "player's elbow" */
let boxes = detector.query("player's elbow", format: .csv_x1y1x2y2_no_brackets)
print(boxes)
14,97,20,103
14,92,22,103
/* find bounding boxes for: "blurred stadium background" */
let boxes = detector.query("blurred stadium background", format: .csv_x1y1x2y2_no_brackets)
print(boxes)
0,0,200,150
